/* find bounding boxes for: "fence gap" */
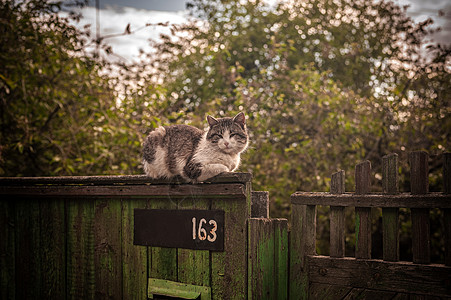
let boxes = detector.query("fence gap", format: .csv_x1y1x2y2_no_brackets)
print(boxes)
355,160,372,259
410,151,431,264
330,170,345,258
382,154,400,262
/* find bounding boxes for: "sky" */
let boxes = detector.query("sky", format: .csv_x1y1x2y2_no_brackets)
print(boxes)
73,0,451,62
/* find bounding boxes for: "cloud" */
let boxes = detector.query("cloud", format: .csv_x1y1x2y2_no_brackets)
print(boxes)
70,5,188,62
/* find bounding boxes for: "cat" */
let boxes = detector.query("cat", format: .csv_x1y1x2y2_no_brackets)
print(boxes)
142,112,248,182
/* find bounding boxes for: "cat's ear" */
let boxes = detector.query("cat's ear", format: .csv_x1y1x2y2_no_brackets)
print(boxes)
207,115,219,127
233,112,246,128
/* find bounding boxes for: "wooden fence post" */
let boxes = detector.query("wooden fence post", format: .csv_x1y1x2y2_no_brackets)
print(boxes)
330,170,345,258
355,160,372,259
410,151,431,264
382,154,400,262
443,152,451,266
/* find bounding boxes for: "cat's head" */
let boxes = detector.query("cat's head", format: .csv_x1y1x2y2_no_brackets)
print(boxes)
206,112,248,154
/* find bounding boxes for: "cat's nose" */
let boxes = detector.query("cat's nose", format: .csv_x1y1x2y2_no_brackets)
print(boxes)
224,142,229,147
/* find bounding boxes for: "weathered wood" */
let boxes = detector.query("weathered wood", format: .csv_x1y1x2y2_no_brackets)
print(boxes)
289,204,317,300
0,172,252,186
307,256,451,297
273,218,289,300
251,191,269,218
248,218,275,300
0,199,15,300
355,161,372,259
93,199,123,299
382,154,400,262
14,199,41,299
177,198,211,287
444,153,451,266
211,193,249,299
0,183,246,198
291,192,451,208
67,198,95,299
410,151,431,264
148,198,178,282
330,170,345,258
122,198,148,300
40,199,66,299
308,283,351,300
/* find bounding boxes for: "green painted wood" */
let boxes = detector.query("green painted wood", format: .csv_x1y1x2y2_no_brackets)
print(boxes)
15,199,41,299
148,278,211,300
211,195,249,300
122,198,148,300
0,199,15,300
355,161,372,259
66,198,95,299
177,198,211,287
40,199,66,299
148,198,178,282
93,198,123,299
289,204,316,300
273,218,288,300
248,218,275,300
382,154,400,262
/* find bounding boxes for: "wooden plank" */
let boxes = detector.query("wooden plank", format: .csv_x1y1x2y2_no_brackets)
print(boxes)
211,194,249,300
330,170,345,258
122,198,148,300
40,199,66,299
0,183,246,198
273,218,289,300
66,198,96,299
248,218,275,300
444,152,451,266
289,204,317,300
251,191,269,218
0,172,252,186
355,161,372,259
410,151,431,264
290,192,451,208
0,199,15,300
177,198,211,287
14,199,41,299
307,256,451,297
308,283,351,300
148,198,178,282
382,154,399,262
93,198,123,299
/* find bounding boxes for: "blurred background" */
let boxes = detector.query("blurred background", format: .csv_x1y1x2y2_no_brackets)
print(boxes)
1,0,450,261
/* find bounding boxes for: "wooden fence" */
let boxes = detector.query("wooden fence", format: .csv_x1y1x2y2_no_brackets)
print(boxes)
1,151,450,299
290,152,451,299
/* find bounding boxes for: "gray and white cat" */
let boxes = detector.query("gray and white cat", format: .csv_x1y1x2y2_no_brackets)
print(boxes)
142,112,248,182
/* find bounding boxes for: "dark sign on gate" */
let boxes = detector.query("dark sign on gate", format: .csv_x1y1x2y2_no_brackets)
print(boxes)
134,209,225,251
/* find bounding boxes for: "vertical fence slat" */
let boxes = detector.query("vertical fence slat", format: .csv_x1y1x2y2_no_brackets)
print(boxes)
289,204,316,300
251,191,269,218
410,151,431,264
0,199,15,300
443,152,451,266
148,198,178,281
274,218,289,300
177,198,210,287
330,170,345,258
382,154,400,262
67,198,95,299
248,218,275,300
122,198,148,300
94,198,123,299
355,161,372,259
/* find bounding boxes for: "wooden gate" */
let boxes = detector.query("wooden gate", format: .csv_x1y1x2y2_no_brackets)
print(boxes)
290,152,451,299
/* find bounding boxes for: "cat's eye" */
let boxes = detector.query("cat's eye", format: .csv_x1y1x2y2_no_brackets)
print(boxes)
212,134,223,138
